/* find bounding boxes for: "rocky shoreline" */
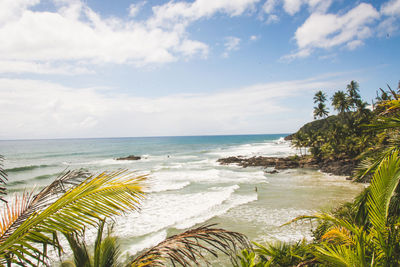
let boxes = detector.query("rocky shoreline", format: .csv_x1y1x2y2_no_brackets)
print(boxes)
217,155,357,178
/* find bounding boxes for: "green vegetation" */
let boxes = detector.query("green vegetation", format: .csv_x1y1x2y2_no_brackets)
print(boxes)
235,81,400,266
0,166,249,266
292,81,376,161
3,80,400,266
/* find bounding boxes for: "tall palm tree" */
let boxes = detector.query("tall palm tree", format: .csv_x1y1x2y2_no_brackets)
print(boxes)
313,90,327,104
314,102,329,119
332,91,350,114
346,81,361,110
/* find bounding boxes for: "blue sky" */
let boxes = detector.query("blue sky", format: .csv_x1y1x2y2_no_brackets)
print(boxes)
0,0,399,139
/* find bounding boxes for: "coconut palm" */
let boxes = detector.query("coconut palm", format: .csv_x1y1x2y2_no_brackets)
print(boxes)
313,90,327,104
332,91,350,114
61,219,121,267
0,169,146,266
130,224,250,266
290,151,400,266
314,102,329,119
0,164,250,266
62,221,250,267
347,81,361,110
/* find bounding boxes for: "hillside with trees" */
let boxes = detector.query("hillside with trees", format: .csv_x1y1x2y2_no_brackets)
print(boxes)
234,80,400,266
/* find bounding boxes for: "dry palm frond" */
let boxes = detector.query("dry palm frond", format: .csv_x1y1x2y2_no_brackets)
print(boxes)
0,169,146,266
130,224,251,267
321,226,354,246
0,169,90,243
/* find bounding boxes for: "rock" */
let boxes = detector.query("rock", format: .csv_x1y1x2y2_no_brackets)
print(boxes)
284,134,294,141
266,169,278,174
116,155,141,161
217,155,357,178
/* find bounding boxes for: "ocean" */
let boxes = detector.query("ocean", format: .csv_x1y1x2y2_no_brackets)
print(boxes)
0,134,364,262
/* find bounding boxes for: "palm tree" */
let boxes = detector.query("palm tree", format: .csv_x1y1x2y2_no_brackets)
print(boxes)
332,91,350,114
289,151,400,266
0,170,146,266
313,91,329,119
130,224,249,266
313,90,327,104
62,222,249,267
347,81,361,110
0,165,250,266
314,102,329,119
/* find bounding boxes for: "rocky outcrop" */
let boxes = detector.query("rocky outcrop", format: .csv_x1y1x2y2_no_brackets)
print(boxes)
116,155,141,160
284,134,294,141
217,156,357,177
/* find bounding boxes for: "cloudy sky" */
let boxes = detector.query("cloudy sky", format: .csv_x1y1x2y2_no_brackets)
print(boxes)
1,0,399,139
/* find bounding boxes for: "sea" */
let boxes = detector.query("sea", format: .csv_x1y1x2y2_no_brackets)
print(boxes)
0,134,364,263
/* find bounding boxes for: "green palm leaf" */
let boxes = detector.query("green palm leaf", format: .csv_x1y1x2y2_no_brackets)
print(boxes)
367,151,400,232
0,170,146,266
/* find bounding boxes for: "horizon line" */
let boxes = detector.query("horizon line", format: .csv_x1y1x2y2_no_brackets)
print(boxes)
0,133,291,142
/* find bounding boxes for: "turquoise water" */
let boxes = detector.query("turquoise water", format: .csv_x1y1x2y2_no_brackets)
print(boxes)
0,134,364,261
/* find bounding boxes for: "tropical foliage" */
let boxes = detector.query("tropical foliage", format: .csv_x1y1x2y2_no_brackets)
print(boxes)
0,162,250,266
236,80,400,266
292,80,377,161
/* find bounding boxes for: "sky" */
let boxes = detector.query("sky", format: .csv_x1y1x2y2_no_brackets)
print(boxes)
0,0,400,139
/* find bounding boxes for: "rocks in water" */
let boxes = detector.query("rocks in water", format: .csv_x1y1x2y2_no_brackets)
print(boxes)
266,169,278,174
217,155,357,177
116,155,141,161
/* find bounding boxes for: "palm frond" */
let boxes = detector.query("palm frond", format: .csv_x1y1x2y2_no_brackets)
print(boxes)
354,146,399,182
0,155,8,202
0,170,90,243
314,243,363,267
367,151,400,231
130,224,251,267
0,170,146,266
321,226,353,246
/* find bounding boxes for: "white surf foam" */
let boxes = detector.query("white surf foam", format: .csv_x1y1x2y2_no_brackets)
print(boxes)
150,169,267,184
127,230,168,256
146,180,191,193
175,193,258,229
115,185,240,237
208,141,296,158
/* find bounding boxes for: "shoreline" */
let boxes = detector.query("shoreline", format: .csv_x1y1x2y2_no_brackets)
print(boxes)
217,155,358,178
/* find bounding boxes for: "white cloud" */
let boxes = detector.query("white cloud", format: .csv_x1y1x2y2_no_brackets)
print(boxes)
148,0,260,28
0,76,338,139
0,0,259,74
263,0,278,13
283,0,303,15
250,35,260,41
381,0,400,16
222,36,241,57
287,3,379,59
377,17,399,37
128,1,146,17
346,40,364,50
261,0,332,23
0,60,92,75
0,0,39,25
266,14,279,23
